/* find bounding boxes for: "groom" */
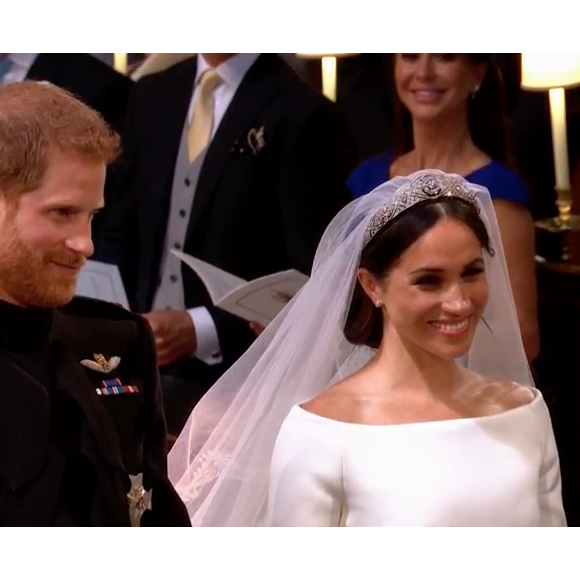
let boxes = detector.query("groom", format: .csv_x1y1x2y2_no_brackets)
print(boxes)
0,81,190,526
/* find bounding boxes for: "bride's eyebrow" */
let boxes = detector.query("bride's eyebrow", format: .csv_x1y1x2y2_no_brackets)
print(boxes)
409,258,485,276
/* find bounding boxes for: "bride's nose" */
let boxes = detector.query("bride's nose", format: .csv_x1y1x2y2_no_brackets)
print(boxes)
441,285,471,314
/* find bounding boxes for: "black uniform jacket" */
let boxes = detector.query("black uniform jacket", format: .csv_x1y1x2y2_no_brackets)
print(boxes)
0,296,191,526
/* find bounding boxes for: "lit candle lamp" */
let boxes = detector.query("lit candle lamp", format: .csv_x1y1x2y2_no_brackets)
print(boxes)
549,87,570,191
521,53,580,233
113,53,128,75
295,53,358,101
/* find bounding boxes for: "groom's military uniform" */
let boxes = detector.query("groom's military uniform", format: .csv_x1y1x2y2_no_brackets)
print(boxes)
0,296,191,526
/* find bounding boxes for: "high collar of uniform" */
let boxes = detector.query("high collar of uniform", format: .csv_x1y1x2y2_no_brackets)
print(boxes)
0,298,54,351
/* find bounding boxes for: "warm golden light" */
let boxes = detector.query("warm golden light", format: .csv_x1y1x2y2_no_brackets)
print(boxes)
113,53,128,75
295,53,358,102
521,54,580,234
521,54,580,90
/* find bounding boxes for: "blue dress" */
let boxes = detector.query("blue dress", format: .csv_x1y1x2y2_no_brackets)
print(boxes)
347,152,531,207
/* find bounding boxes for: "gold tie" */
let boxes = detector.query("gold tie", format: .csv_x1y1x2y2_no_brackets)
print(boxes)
187,69,223,163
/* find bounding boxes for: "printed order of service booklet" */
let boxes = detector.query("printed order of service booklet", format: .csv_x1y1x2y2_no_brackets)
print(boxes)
171,249,308,326
76,252,308,326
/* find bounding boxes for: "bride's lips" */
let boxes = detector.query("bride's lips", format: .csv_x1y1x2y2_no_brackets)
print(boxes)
429,316,471,337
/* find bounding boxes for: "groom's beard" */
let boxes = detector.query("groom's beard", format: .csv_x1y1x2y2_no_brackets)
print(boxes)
0,221,85,308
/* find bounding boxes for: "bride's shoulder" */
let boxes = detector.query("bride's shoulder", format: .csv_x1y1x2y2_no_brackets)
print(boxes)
300,377,361,423
274,385,350,452
468,375,537,414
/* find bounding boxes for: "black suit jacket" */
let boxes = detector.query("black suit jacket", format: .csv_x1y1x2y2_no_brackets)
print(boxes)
0,297,190,526
95,54,358,373
26,53,133,135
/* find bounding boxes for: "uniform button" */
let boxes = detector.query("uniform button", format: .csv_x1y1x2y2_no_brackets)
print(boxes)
185,178,191,186
173,242,182,250
170,275,178,283
179,209,186,217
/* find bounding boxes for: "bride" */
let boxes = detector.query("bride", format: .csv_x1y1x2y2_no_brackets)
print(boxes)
167,169,566,526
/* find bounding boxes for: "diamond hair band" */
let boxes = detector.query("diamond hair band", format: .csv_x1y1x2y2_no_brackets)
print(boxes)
363,171,480,247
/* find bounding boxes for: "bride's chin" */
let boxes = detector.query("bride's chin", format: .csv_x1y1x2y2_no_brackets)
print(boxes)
427,339,473,360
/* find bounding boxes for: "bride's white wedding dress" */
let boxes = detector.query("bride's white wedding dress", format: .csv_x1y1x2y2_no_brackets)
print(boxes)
266,387,566,526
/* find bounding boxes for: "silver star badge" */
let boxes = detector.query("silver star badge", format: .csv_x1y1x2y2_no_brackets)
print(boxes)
127,473,152,527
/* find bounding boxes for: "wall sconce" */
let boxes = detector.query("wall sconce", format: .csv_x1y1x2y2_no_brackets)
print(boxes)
113,53,128,75
521,53,580,232
295,53,358,101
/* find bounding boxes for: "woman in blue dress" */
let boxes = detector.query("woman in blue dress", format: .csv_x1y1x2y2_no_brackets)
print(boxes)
348,54,539,361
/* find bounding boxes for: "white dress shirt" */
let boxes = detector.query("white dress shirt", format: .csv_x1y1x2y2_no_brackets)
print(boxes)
163,53,260,365
0,54,38,85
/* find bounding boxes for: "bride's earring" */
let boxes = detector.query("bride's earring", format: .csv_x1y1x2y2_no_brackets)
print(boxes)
375,300,382,308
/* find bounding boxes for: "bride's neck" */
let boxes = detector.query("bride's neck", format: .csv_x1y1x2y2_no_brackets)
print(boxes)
369,330,464,398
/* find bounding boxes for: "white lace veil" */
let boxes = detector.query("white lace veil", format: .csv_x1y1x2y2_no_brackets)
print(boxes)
167,169,534,526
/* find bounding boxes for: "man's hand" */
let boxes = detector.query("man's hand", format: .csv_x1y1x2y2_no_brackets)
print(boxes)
249,322,265,336
142,310,197,367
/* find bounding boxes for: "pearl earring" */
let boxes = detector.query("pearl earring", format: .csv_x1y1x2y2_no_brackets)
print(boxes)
375,300,382,308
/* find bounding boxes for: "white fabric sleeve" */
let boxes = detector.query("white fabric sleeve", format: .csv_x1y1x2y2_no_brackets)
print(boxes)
538,400,567,526
266,407,344,526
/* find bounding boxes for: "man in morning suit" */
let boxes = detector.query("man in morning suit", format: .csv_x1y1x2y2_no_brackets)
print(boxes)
94,53,358,437
0,81,190,526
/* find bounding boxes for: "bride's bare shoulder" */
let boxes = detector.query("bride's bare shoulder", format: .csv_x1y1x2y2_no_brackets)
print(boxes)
300,377,362,422
471,376,537,414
